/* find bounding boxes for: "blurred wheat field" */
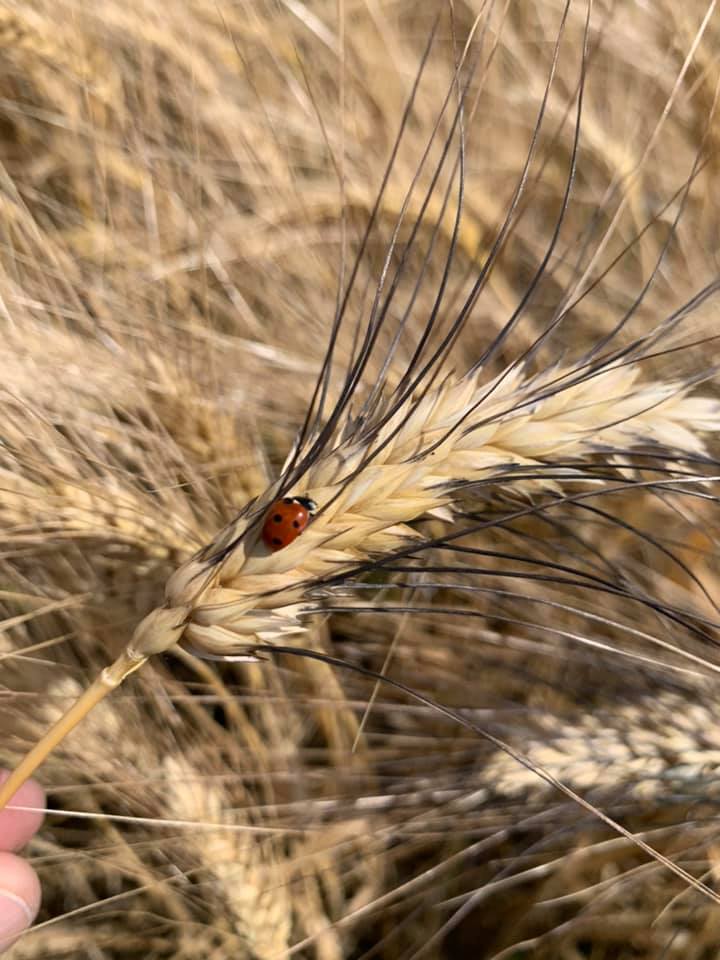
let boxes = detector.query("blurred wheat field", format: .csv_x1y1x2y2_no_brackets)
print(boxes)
2,1,720,957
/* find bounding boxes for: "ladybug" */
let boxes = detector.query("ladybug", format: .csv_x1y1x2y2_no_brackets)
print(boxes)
262,496,317,551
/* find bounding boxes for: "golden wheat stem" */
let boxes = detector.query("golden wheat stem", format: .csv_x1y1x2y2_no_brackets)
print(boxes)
0,649,147,811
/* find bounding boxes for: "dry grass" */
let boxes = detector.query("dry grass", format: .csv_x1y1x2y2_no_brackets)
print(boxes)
2,0,720,957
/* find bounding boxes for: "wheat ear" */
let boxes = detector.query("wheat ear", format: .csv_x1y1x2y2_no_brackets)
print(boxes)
1,359,717,810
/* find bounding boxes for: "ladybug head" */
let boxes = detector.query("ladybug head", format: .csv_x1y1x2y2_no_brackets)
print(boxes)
283,495,318,515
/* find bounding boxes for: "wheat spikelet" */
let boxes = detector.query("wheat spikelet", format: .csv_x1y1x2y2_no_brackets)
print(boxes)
162,755,292,960
161,362,720,654
482,690,720,802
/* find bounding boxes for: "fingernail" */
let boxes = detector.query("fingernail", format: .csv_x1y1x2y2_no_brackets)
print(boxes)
0,889,33,947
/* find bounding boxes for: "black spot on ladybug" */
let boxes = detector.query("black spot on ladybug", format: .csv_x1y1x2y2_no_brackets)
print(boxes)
292,520,300,528
273,514,283,523
272,537,282,546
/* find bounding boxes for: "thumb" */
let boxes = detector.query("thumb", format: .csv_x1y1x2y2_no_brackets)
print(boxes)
0,853,41,951
0,772,44,952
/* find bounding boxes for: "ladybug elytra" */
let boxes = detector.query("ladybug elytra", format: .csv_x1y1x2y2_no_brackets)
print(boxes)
262,496,317,551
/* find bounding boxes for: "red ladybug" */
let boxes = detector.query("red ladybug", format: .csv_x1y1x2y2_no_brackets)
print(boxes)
262,496,317,551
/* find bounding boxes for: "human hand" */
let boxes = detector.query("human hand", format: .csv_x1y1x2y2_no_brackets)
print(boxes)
0,772,43,952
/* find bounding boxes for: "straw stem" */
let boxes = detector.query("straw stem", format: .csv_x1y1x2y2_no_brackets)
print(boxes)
0,650,147,811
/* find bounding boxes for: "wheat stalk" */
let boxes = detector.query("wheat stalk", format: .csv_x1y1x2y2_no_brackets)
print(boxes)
1,355,717,810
